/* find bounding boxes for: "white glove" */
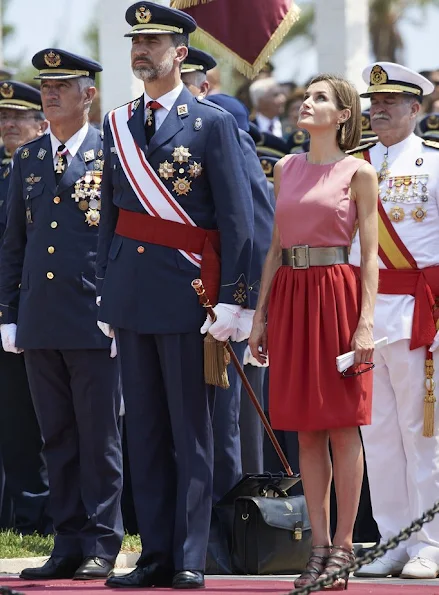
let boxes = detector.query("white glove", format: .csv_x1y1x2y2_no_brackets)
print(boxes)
110,337,117,358
200,303,242,342
430,330,439,353
96,295,102,306
235,309,255,342
97,320,115,339
243,344,269,367
0,323,23,354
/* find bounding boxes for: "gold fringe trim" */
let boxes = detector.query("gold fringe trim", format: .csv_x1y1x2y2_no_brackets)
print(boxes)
188,2,301,79
203,333,230,389
423,357,436,438
171,0,215,8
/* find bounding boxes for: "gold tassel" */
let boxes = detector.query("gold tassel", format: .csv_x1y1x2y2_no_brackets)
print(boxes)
203,332,230,389
171,0,215,8
423,356,436,438
187,3,301,80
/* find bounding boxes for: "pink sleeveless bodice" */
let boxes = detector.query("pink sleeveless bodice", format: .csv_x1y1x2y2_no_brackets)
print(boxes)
275,153,365,248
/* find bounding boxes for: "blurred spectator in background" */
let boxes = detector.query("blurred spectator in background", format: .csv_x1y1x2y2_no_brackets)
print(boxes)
282,86,305,137
249,77,286,138
206,66,222,96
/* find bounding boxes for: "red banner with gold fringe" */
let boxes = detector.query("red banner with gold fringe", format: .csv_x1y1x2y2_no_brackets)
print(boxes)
171,0,300,79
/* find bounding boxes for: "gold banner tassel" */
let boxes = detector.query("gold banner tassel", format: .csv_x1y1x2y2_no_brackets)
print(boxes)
423,354,436,438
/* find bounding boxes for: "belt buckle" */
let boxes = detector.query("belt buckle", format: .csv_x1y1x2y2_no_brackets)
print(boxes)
291,245,310,269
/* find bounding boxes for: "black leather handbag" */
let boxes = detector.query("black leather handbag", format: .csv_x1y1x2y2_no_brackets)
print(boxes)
231,486,312,575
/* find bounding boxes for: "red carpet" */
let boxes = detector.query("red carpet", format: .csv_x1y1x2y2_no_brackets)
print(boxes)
1,578,439,595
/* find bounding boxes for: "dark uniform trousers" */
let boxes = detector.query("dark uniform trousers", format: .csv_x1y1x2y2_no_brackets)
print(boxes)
0,350,50,533
117,329,213,571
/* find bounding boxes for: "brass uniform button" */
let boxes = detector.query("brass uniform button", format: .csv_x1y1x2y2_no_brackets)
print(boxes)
46,272,54,280
137,246,145,254
53,196,61,204
48,246,55,254
50,221,58,229
0,311,3,317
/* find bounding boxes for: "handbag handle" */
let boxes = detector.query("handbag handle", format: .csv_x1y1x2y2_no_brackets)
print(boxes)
259,483,289,498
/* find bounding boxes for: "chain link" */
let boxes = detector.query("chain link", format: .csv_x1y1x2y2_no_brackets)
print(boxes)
287,499,439,594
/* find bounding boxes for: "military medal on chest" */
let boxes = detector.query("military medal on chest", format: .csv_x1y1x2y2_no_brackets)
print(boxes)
71,170,102,225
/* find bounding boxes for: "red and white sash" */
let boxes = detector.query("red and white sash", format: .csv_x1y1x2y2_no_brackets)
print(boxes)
109,100,201,268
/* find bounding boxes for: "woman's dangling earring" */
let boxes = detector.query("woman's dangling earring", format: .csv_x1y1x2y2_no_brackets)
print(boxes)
336,122,341,131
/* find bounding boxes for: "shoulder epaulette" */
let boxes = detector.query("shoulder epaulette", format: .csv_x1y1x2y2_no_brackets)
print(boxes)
422,139,439,150
195,97,226,112
346,140,377,156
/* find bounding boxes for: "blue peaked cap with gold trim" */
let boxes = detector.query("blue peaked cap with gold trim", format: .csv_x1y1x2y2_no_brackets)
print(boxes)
32,49,102,81
125,2,197,37
182,47,217,75
0,80,41,111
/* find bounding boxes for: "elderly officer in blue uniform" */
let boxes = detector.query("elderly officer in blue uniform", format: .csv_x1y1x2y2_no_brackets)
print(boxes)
182,48,273,572
0,81,50,535
0,50,123,581
97,3,253,589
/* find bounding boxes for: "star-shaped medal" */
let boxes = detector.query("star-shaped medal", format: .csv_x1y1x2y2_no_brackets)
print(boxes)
188,162,203,178
173,177,192,196
172,146,192,164
158,161,176,180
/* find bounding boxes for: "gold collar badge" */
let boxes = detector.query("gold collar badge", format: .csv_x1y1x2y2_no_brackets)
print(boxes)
136,6,152,23
370,65,388,86
0,83,14,99
44,50,61,68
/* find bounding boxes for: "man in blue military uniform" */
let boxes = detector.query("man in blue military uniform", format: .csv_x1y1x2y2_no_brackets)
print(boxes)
0,50,123,581
97,3,253,589
0,81,50,535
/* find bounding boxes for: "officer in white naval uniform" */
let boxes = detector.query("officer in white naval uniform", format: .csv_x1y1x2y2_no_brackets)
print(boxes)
349,63,439,580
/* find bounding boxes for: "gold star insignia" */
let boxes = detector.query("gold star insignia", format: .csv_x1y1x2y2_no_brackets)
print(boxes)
188,162,203,178
158,161,176,180
85,209,100,226
389,206,405,222
172,146,192,164
172,177,192,196
412,207,427,222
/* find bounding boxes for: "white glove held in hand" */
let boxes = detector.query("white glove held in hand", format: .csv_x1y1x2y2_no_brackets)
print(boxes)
235,309,255,342
97,320,115,339
429,330,439,353
1,323,23,354
243,344,269,367
110,338,117,358
200,303,242,342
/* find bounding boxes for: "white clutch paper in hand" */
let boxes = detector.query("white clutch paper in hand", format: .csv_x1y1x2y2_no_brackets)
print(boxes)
336,337,388,373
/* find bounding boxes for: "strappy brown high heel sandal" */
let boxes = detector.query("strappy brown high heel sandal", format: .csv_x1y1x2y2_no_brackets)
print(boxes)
320,545,356,590
294,545,332,588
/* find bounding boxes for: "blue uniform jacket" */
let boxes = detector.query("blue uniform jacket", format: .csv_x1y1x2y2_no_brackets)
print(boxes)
0,126,111,350
239,131,273,308
96,86,254,334
0,158,12,250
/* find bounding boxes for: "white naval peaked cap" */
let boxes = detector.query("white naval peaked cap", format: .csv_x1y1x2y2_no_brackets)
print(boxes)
360,62,434,98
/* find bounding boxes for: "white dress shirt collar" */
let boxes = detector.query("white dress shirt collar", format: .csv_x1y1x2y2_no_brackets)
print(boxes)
50,122,89,162
143,82,184,131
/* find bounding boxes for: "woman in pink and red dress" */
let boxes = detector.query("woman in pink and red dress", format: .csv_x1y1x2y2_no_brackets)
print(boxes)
249,74,378,591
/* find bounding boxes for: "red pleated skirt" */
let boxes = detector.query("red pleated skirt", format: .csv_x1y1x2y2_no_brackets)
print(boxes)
267,264,372,431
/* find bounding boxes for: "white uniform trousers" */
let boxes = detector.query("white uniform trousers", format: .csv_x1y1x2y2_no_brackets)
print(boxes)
361,339,439,563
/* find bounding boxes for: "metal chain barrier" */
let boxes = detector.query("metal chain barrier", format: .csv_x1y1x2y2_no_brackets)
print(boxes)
286,499,439,594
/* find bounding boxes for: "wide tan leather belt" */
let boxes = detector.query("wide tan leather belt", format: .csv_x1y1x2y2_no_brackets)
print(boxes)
282,245,349,269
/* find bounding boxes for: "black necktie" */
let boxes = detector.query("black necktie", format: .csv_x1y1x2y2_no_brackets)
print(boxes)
55,144,68,185
145,100,163,145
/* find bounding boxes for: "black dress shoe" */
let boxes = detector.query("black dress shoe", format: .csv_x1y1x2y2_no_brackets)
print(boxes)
73,557,114,580
105,566,172,588
172,570,205,589
20,556,82,580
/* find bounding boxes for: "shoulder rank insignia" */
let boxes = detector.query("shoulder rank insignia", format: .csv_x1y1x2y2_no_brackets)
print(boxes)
422,139,439,150
2,167,10,179
346,140,377,156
